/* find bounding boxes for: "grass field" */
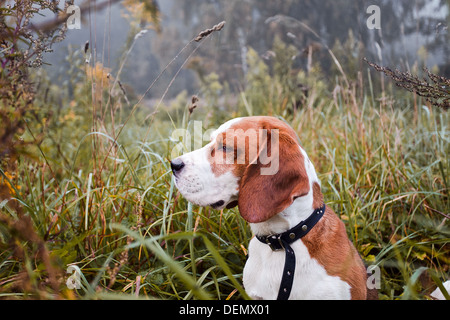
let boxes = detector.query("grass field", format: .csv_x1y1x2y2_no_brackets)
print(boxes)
0,24,448,300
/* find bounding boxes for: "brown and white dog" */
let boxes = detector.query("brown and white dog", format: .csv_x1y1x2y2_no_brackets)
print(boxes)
170,116,369,300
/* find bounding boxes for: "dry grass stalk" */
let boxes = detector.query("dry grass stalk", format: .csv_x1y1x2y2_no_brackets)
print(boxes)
364,58,449,110
194,21,226,42
189,95,199,114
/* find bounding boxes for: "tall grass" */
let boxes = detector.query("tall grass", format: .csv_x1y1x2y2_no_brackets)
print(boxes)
0,21,448,300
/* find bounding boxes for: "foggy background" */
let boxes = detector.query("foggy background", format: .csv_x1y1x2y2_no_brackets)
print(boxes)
43,0,449,103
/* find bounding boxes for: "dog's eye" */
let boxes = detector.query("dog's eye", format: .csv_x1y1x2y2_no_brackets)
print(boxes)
219,144,231,152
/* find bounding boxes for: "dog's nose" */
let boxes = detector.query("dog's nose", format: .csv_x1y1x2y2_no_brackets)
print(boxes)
170,158,185,174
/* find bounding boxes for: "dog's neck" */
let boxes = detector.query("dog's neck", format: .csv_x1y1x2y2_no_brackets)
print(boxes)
249,184,318,236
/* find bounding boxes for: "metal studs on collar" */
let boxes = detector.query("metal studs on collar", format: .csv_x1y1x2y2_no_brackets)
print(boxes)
255,204,326,300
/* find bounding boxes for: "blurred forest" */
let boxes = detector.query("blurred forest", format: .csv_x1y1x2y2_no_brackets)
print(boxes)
45,0,450,98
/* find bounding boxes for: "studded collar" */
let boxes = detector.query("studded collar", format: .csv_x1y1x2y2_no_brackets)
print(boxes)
256,204,326,300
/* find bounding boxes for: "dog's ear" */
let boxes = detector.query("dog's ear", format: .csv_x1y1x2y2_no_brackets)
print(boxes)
237,125,310,223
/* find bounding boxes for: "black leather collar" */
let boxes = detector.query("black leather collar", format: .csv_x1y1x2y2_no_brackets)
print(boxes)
256,204,326,300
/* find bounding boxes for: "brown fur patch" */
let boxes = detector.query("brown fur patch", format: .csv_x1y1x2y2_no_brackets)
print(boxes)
312,182,323,209
233,117,309,223
302,206,367,299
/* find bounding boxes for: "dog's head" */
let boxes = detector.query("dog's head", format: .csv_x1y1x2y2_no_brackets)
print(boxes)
170,116,313,223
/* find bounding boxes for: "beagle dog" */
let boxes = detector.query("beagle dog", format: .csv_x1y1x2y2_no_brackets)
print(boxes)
170,116,369,300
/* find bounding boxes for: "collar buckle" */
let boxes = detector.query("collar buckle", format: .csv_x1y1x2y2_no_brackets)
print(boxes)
265,234,285,252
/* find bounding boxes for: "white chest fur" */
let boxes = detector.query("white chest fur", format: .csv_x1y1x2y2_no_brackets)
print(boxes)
242,237,351,300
